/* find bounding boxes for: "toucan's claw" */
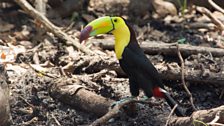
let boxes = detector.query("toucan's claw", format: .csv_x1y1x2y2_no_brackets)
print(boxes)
110,96,135,110
141,96,149,101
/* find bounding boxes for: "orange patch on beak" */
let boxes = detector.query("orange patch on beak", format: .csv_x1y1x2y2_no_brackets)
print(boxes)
100,22,109,28
1,53,6,59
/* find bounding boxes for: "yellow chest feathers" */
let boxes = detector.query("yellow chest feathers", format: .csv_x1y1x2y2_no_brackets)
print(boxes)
112,25,130,59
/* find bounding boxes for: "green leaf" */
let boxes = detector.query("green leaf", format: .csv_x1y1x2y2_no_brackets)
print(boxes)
177,38,186,44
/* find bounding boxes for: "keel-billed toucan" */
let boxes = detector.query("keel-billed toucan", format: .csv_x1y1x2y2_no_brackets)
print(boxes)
80,16,185,116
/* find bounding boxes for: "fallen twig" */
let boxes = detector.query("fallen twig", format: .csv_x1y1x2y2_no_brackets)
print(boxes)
51,113,62,126
168,105,224,126
196,6,224,31
176,44,196,111
208,122,224,126
207,111,223,126
21,117,38,126
165,104,178,126
15,0,93,55
34,0,47,15
208,0,224,14
27,63,59,79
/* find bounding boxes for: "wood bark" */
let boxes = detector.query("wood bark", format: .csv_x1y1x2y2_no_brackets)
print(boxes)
0,65,10,126
34,0,47,15
49,77,114,116
169,105,224,126
160,66,224,85
0,88,10,126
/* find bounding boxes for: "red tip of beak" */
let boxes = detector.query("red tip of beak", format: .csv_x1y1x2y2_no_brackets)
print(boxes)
79,26,92,43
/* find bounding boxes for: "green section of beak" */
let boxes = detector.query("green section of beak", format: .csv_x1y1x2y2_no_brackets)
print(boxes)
86,16,114,37
79,16,114,42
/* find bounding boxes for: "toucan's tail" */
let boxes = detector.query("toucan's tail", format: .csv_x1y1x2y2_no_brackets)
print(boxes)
152,87,185,116
163,92,185,117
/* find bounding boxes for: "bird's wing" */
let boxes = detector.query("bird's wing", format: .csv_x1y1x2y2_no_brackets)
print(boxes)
122,47,164,88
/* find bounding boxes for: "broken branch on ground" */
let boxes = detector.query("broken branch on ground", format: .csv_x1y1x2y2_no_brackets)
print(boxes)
169,105,224,126
196,6,224,31
49,77,114,116
92,39,224,57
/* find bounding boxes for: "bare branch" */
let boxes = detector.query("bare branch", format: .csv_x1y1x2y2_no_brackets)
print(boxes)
169,105,224,126
208,0,224,14
14,0,93,55
196,6,224,31
165,104,178,126
92,40,224,57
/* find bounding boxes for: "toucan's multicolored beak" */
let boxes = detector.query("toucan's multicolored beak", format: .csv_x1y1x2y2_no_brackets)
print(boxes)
79,16,114,42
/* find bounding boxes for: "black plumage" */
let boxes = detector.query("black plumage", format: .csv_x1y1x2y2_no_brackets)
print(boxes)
119,21,185,116
119,22,164,97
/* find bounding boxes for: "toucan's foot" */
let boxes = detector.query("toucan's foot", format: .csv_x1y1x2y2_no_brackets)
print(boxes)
110,96,138,118
141,96,149,101
110,96,136,109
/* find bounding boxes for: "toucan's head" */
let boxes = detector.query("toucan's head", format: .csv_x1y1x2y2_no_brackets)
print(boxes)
79,16,127,42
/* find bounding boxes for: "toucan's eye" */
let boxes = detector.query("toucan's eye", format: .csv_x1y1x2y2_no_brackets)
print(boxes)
114,19,117,23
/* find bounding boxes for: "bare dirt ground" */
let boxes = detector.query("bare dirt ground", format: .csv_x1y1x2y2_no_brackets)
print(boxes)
0,2,224,126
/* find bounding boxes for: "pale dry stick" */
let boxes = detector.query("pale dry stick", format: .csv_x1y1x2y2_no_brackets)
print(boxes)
207,111,223,126
210,111,221,123
14,0,93,55
51,113,62,126
176,44,196,111
168,105,224,126
21,117,38,126
34,0,47,15
27,63,59,79
196,6,224,31
208,123,224,126
90,99,161,126
19,96,35,108
208,0,224,14
165,104,178,126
